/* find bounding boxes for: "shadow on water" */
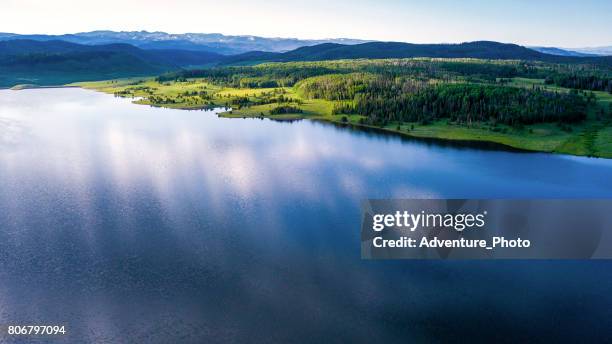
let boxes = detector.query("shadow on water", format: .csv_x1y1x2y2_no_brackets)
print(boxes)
310,119,536,154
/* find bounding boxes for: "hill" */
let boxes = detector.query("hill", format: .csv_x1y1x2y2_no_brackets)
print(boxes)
0,40,224,87
223,41,612,67
2,39,611,87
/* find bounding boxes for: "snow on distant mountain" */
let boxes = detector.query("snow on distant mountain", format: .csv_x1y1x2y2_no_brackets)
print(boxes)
0,31,371,55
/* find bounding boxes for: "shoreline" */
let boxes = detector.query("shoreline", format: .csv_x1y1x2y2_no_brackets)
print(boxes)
309,117,537,154
69,82,612,159
216,110,605,158
3,84,81,91
214,109,606,158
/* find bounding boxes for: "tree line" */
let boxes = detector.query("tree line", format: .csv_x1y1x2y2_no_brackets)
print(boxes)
545,74,612,93
345,84,587,126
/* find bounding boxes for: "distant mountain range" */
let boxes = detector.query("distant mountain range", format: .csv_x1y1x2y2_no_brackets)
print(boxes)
571,46,612,56
529,47,596,57
1,31,609,57
0,31,371,55
530,46,612,57
1,36,610,87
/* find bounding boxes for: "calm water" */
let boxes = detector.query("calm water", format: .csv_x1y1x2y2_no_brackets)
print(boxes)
1,88,612,343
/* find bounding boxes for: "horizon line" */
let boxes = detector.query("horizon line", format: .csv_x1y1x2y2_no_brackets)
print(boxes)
0,29,610,50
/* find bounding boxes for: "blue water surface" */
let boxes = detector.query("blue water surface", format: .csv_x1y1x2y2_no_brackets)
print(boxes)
0,88,611,343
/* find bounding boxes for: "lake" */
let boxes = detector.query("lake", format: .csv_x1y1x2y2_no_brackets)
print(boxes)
1,88,612,343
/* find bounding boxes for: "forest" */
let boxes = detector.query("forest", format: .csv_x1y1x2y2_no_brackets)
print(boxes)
335,83,587,126
156,58,608,127
157,58,611,90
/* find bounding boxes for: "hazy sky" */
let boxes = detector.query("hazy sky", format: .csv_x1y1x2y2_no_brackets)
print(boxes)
2,0,611,47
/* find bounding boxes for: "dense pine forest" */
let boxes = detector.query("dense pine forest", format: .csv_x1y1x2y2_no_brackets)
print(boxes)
335,84,587,126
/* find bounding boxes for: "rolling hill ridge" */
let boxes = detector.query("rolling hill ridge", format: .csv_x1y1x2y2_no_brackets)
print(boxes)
1,39,611,87
0,40,224,86
223,41,612,65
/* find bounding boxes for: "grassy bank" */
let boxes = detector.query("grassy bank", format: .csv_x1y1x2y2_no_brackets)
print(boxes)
72,77,612,158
